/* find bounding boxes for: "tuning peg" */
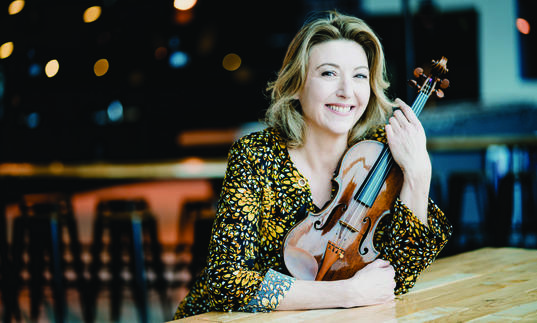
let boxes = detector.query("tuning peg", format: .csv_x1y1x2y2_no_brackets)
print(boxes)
413,67,423,79
440,78,450,89
408,79,420,89
435,89,445,98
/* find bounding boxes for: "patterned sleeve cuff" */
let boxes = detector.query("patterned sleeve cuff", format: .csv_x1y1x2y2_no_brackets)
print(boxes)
394,198,452,243
240,269,296,313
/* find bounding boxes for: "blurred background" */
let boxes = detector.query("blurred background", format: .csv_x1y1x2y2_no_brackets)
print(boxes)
0,0,536,322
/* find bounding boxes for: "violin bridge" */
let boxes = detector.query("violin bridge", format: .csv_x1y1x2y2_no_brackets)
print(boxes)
339,220,358,233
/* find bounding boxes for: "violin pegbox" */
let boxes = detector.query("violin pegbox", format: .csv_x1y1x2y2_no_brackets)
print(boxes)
408,56,449,98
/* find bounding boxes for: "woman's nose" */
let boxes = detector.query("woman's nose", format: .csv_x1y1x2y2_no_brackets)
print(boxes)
336,77,352,98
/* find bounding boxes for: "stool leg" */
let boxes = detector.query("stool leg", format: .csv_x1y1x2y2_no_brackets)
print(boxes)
6,216,25,321
50,217,66,323
145,216,170,316
131,218,148,323
109,221,124,322
28,218,48,320
87,216,105,323
65,216,89,321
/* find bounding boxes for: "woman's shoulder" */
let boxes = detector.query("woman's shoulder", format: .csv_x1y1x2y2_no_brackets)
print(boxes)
363,124,387,144
232,127,286,155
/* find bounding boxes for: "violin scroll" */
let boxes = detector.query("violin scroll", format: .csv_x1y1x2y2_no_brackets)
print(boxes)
408,57,450,98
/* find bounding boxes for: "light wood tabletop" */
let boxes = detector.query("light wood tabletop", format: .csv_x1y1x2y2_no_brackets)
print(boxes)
170,247,537,322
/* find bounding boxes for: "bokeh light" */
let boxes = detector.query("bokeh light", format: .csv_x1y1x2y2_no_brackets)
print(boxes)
169,51,189,68
174,10,193,25
8,0,25,15
45,59,59,78
516,18,530,35
174,0,197,11
83,6,102,23
155,46,168,60
222,53,241,71
28,63,41,77
26,112,40,129
94,58,109,76
0,42,14,59
107,100,123,122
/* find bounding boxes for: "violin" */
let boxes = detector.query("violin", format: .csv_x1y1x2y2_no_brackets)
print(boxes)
283,57,449,281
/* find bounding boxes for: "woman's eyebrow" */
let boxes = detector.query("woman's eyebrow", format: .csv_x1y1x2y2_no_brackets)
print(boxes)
315,63,369,70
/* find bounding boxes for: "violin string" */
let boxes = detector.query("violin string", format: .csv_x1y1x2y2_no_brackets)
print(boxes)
334,79,433,248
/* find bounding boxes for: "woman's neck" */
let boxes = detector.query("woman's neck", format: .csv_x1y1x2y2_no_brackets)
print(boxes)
288,129,348,207
299,128,348,172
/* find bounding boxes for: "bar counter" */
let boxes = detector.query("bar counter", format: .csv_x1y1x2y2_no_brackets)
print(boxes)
170,247,537,322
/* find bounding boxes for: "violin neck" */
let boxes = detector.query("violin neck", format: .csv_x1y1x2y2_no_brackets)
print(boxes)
410,91,429,117
353,91,430,207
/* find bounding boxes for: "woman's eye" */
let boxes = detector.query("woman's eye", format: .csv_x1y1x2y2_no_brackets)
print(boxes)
355,73,368,79
321,71,336,77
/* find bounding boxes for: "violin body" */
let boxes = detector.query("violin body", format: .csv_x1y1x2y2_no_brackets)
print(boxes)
283,140,403,281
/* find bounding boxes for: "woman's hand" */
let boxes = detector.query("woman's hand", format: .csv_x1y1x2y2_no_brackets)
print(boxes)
343,259,396,307
385,98,431,226
385,98,431,180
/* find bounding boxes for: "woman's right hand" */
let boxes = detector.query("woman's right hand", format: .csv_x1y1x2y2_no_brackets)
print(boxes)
343,259,396,307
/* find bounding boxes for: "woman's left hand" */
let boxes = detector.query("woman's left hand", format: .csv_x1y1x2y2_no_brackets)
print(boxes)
385,98,431,180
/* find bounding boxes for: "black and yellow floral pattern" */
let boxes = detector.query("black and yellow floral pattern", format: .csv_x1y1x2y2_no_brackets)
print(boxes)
173,127,452,319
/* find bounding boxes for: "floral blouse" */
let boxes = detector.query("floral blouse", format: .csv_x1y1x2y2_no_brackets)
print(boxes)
173,127,452,319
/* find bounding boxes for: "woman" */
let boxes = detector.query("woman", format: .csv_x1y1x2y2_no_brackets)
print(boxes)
173,10,451,319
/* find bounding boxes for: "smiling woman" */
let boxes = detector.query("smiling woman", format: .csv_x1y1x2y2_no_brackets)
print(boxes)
172,10,451,319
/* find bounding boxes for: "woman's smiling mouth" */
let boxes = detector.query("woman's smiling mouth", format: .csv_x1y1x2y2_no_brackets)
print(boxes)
326,104,354,114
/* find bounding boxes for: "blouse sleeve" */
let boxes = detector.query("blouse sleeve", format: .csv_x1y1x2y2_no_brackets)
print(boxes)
375,198,452,295
205,138,295,312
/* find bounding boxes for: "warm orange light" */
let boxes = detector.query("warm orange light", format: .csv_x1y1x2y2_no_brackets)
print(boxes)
174,0,197,11
174,9,193,25
155,46,168,60
94,58,109,76
83,6,102,23
222,53,241,71
516,18,530,35
45,59,59,77
8,0,25,15
0,42,14,59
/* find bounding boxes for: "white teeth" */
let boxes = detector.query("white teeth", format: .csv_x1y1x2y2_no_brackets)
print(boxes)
327,105,351,113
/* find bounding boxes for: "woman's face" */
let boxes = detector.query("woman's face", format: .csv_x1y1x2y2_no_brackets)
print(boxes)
297,39,370,138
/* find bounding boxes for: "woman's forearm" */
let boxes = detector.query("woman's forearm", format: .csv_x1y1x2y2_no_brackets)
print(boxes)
276,259,396,311
276,279,352,310
399,163,431,227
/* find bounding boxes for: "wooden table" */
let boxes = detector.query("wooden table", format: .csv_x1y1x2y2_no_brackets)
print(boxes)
170,247,537,322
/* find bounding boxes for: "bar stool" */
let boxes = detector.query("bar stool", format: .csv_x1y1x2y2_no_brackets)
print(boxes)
87,198,167,323
11,192,87,323
494,171,537,248
180,200,216,283
447,171,491,254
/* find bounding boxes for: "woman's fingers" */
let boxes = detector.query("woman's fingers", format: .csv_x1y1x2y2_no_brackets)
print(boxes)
394,98,415,119
369,258,391,268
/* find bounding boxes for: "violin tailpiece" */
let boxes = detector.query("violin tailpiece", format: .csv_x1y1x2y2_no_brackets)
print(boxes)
315,240,345,281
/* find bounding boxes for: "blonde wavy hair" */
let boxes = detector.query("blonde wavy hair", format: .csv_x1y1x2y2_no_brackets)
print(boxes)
265,11,393,148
